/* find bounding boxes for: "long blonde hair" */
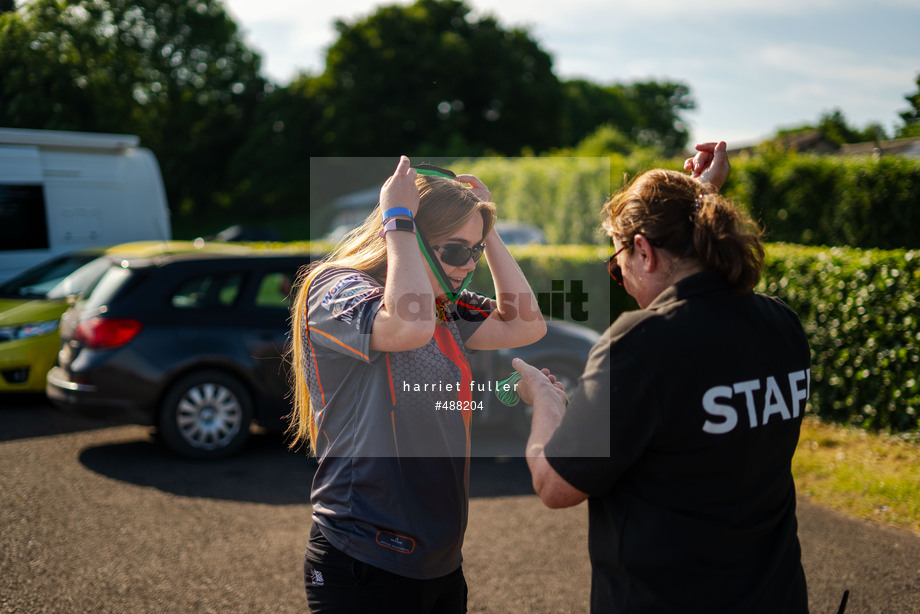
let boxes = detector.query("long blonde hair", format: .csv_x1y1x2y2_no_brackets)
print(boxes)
287,175,496,452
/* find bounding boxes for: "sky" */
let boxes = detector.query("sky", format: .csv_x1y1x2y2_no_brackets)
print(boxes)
223,0,920,147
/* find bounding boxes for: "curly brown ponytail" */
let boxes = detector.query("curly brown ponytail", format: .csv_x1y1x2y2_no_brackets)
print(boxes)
602,169,764,293
693,191,765,293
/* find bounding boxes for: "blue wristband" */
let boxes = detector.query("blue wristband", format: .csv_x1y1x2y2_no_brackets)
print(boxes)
382,207,414,221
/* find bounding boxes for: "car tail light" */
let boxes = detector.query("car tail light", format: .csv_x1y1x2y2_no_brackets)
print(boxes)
74,317,142,349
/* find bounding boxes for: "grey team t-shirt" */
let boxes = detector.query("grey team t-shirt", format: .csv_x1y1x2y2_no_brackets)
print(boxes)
302,267,494,579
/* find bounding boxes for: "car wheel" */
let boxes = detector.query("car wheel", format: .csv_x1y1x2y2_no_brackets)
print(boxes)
510,361,582,439
158,370,253,459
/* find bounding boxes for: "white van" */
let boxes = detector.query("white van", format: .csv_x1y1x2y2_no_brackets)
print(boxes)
0,128,172,282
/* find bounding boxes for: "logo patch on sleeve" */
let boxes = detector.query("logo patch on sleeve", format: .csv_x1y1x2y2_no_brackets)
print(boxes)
321,275,381,324
376,531,416,554
321,275,363,310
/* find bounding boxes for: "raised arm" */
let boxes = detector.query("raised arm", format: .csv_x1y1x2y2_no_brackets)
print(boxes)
457,174,547,351
684,141,730,191
370,156,437,352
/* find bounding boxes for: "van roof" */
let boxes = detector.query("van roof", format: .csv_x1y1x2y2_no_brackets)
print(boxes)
0,128,140,151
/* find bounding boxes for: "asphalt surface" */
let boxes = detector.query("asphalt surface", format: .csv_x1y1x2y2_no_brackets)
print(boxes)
2,396,919,613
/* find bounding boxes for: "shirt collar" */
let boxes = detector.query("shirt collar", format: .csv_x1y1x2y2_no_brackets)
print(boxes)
645,269,732,311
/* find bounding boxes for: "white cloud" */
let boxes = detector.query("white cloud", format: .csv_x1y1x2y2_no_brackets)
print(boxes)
757,43,914,88
226,0,400,80
749,42,917,130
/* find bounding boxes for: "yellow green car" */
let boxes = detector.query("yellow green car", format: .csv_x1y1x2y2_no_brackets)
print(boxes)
0,241,252,393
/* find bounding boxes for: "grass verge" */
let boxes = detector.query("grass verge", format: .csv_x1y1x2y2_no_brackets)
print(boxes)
793,416,920,535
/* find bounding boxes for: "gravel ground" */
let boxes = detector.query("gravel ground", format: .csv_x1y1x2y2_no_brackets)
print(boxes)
1,399,918,613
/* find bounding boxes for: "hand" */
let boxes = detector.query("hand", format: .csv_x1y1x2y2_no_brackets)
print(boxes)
683,141,730,191
512,357,567,407
380,155,420,216
453,174,491,202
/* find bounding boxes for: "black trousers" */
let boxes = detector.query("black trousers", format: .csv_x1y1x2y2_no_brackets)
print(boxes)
304,524,467,614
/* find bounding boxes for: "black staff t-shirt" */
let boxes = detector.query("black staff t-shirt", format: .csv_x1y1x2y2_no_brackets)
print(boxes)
546,270,810,613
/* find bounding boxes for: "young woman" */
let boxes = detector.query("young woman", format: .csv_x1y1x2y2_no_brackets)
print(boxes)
289,156,545,613
516,143,812,613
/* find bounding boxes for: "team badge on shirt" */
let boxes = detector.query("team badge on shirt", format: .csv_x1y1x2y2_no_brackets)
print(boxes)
322,275,380,324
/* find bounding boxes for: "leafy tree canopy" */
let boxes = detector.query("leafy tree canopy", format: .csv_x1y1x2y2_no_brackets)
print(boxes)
556,79,694,156
0,0,267,219
816,109,887,144
557,80,633,149
776,108,889,146
621,80,694,155
897,72,920,138
306,0,563,156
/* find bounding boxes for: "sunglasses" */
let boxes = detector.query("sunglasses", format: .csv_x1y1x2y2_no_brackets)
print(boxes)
432,243,485,267
606,245,628,286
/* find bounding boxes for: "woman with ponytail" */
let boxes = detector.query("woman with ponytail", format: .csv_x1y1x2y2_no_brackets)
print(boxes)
515,142,812,613
291,156,545,613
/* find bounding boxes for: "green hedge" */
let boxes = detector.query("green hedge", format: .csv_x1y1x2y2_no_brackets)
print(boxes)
760,244,920,432
728,151,920,250
456,155,644,245
285,241,920,433
451,152,920,251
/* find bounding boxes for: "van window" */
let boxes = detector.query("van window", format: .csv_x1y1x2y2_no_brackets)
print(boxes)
0,184,49,250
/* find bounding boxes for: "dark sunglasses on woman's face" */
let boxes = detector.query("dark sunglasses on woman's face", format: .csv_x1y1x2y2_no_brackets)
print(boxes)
606,245,628,286
432,243,486,267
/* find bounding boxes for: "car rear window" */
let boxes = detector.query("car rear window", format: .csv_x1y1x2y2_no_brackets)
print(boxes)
171,273,243,309
45,257,113,300
81,265,134,310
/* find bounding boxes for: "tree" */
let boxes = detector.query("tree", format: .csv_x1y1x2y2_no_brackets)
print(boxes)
621,81,694,155
569,123,638,156
897,73,920,138
557,79,694,155
772,108,891,152
309,0,562,156
817,109,887,144
557,79,633,149
0,0,267,222
221,79,321,224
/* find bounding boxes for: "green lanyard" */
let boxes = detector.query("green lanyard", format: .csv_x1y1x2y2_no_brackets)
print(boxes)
495,371,522,406
415,227,472,302
411,164,472,301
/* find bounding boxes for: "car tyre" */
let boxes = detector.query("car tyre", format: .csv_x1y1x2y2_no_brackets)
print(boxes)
511,360,582,439
158,370,253,459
